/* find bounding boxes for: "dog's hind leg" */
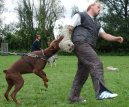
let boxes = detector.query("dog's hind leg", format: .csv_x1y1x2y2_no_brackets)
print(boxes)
11,75,24,105
4,78,14,101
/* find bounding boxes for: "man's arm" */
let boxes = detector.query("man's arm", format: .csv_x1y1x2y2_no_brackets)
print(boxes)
99,32,124,43
68,13,81,34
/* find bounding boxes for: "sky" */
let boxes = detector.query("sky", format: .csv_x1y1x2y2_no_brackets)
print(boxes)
1,0,95,25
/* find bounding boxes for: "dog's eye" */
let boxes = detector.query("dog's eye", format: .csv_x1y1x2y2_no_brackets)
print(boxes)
68,44,70,46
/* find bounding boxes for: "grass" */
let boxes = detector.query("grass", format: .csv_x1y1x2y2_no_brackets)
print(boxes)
0,55,129,107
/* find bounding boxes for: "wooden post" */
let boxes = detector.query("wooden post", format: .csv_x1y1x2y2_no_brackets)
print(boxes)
1,43,8,55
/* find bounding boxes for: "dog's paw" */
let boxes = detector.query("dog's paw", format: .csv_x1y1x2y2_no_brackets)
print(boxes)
4,93,11,101
45,77,48,82
44,82,48,88
15,100,21,105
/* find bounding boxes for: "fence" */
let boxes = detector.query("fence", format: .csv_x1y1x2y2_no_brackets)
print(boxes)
0,43,8,55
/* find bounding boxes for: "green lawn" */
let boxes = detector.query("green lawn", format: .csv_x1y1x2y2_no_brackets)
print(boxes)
0,55,129,107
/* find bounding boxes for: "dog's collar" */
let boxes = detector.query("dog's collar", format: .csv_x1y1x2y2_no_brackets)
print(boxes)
40,49,49,60
40,55,49,60
26,52,49,60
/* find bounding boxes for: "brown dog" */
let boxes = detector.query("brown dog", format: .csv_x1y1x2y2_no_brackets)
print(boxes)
3,36,63,104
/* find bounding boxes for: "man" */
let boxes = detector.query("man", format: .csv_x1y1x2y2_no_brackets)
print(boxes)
31,35,41,52
68,1,124,103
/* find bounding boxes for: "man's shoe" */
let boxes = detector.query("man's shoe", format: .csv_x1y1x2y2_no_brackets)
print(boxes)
97,91,118,100
68,97,86,103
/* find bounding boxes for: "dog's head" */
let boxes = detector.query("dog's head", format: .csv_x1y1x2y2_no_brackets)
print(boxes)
49,36,64,50
59,40,74,53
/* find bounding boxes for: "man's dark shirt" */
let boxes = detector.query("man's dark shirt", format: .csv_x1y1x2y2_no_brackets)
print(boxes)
31,40,41,52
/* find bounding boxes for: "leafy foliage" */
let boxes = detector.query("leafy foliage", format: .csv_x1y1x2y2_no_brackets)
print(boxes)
0,0,64,51
0,0,4,37
71,5,79,17
97,0,129,53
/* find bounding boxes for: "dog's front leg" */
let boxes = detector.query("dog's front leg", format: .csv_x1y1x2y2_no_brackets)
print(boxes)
33,69,48,88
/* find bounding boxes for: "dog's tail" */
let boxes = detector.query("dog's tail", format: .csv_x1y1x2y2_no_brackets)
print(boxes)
3,70,7,73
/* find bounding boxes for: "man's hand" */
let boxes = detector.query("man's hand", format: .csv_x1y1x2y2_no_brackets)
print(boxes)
68,25,74,34
100,32,124,43
115,36,124,43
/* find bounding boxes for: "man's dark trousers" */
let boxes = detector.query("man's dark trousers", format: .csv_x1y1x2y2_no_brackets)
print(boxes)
69,42,107,100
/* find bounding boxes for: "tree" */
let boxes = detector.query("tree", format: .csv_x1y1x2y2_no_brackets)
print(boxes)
16,0,35,50
0,0,4,24
0,0,4,43
71,5,79,17
16,0,64,50
97,0,129,53
35,0,65,48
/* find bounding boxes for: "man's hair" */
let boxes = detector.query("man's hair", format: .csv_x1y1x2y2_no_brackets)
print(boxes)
87,1,99,11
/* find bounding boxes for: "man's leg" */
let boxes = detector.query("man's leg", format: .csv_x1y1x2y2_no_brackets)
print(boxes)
68,59,90,102
74,43,117,99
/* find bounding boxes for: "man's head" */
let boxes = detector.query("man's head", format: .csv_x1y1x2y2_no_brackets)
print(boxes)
36,35,41,40
87,1,101,17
